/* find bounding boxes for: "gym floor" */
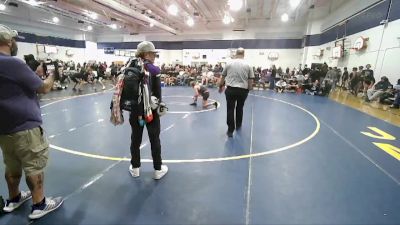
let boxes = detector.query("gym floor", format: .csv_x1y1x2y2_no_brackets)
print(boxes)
1,86,400,225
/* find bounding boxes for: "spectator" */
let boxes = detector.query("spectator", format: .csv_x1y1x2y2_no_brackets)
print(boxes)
390,79,400,109
341,67,349,89
129,41,168,180
0,24,63,220
366,76,391,102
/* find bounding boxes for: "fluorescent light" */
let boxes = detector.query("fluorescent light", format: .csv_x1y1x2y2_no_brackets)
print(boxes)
89,12,97,20
223,16,230,24
228,0,243,11
87,25,93,31
290,0,301,8
110,24,117,29
27,0,39,6
149,23,154,27
223,13,234,25
52,17,59,23
186,17,194,27
168,4,178,16
281,13,289,22
223,15,231,24
0,4,6,11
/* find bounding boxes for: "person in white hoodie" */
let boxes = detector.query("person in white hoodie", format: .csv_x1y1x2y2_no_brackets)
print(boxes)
275,79,287,93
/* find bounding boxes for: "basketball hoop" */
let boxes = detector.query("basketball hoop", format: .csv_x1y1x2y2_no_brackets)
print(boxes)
268,52,279,60
352,37,368,51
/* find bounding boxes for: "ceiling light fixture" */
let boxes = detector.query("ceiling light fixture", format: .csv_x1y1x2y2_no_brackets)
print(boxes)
147,9,152,14
223,16,230,24
27,0,40,6
89,12,98,20
289,0,301,8
149,23,154,27
281,13,289,22
52,16,59,23
223,13,234,25
110,24,117,29
167,4,178,16
186,17,194,27
228,0,243,11
87,25,93,31
0,4,6,11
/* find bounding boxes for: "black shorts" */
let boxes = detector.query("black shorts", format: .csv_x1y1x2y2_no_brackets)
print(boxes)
71,73,83,83
202,92,209,101
97,72,105,79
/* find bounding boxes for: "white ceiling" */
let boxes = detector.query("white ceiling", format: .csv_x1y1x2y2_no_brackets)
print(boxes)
0,0,348,39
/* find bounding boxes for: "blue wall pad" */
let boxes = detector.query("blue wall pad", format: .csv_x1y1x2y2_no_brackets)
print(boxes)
16,32,86,48
305,0,392,46
97,39,303,50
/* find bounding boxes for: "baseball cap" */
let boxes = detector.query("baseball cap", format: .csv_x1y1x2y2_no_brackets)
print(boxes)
0,24,18,43
135,41,158,57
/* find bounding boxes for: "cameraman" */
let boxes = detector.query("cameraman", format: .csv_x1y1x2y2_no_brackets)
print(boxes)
0,24,63,219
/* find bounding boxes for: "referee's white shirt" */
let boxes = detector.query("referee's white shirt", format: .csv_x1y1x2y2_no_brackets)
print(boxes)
222,58,254,89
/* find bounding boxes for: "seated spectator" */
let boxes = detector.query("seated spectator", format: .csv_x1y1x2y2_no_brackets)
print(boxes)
366,76,391,102
275,79,287,93
390,79,400,109
182,69,191,86
301,74,312,91
295,73,305,84
305,80,321,95
286,79,298,92
320,79,333,96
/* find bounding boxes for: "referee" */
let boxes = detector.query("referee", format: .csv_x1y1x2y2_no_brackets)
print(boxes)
219,48,254,137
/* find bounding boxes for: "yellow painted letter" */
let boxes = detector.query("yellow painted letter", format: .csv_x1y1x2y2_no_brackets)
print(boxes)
361,127,396,140
373,143,400,160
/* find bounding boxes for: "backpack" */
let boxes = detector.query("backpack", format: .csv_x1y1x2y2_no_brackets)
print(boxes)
110,58,145,112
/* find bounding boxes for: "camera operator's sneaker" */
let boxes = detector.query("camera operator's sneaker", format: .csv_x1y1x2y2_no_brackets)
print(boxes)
189,102,197,106
154,165,168,180
3,191,32,213
129,165,140,177
28,197,63,220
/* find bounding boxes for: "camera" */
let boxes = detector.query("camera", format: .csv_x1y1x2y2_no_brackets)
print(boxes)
46,62,55,72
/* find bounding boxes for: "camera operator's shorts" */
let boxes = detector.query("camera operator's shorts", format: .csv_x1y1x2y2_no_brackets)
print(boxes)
0,127,49,176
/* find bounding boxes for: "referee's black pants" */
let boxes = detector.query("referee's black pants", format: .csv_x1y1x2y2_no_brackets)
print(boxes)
225,86,249,133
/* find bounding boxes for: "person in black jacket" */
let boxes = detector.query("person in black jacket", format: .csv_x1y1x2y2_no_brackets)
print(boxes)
390,79,400,109
341,67,349,89
128,41,168,180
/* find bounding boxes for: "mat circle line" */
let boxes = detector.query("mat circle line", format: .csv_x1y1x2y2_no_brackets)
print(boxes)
42,93,321,163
